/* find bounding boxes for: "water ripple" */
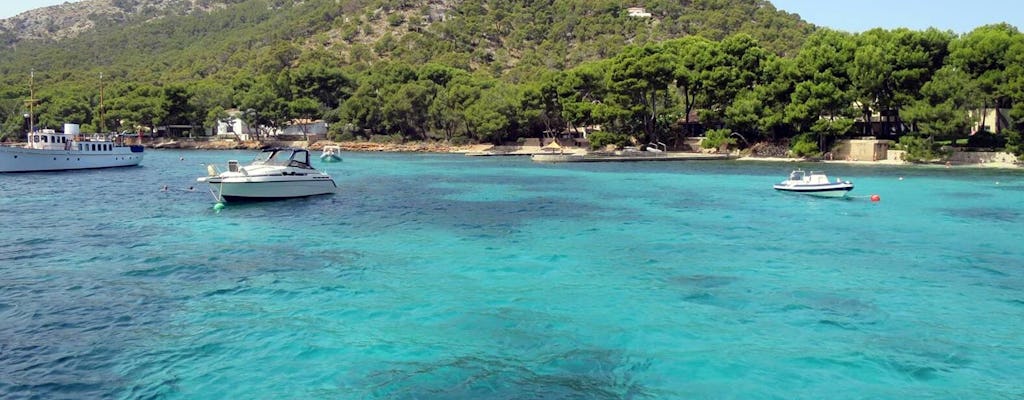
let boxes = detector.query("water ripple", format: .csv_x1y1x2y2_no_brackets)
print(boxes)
2,152,1023,399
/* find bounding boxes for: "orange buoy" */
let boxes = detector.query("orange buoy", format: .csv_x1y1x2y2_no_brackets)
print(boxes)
870,194,881,202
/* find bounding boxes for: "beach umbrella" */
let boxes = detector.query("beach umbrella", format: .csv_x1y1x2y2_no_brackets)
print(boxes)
543,140,563,152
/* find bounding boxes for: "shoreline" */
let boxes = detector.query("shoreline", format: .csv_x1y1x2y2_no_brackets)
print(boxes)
148,138,489,153
136,139,1022,169
737,156,1022,169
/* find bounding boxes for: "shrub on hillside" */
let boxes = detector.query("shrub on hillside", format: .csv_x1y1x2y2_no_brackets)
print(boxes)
965,131,1007,150
898,134,947,162
789,133,819,158
588,131,630,150
1005,130,1024,157
700,128,737,150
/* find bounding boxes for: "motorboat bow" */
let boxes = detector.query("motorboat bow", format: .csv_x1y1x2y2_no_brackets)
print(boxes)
773,169,853,198
198,148,337,202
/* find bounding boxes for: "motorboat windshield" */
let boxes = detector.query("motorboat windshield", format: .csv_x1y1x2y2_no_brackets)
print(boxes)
287,150,312,168
251,149,281,165
788,170,805,181
251,148,312,168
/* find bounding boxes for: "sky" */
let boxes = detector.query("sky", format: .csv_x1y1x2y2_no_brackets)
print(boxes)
771,0,1023,34
1,0,83,19
1,0,1022,33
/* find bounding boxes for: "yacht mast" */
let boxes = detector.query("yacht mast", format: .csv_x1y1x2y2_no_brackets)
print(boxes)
26,70,35,141
99,72,105,134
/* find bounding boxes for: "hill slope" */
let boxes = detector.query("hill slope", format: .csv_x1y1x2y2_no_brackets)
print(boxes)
0,0,815,86
0,0,236,44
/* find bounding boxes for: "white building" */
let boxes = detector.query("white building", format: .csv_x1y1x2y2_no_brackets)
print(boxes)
627,7,652,18
281,119,328,137
212,109,253,139
213,109,327,140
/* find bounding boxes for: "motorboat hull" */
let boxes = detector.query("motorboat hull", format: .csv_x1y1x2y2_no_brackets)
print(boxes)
201,175,337,202
773,183,853,198
320,154,342,163
0,145,144,172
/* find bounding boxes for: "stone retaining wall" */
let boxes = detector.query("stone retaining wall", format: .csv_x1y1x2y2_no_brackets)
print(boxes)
948,151,1018,164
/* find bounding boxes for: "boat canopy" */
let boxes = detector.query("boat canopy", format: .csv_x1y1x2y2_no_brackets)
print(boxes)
252,148,312,168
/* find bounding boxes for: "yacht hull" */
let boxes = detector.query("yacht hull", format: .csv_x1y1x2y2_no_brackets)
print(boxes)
0,145,143,172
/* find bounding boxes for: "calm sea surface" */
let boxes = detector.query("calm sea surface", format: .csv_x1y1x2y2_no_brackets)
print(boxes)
1,149,1023,399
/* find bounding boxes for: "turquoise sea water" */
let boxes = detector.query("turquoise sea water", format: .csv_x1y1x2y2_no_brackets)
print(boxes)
1,150,1023,399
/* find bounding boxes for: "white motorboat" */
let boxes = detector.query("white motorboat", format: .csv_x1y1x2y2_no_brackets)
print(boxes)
320,145,342,162
773,169,853,198
197,148,337,202
0,124,144,173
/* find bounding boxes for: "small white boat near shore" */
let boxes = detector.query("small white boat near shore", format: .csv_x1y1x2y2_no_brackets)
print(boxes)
320,145,342,163
773,169,853,198
0,124,144,173
198,148,337,202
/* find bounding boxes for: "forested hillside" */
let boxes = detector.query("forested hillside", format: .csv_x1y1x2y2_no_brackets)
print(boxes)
0,0,812,80
1,0,1023,158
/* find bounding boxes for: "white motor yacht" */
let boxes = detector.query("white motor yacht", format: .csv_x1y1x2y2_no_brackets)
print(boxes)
0,124,144,173
773,169,853,198
1,73,144,173
198,148,337,202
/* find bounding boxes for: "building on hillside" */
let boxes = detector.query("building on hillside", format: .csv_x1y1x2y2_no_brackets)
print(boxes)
154,124,195,138
831,137,893,161
969,108,1010,134
211,109,254,140
852,107,908,137
281,119,328,137
627,7,652,17
209,109,328,141
852,105,1011,137
675,109,705,137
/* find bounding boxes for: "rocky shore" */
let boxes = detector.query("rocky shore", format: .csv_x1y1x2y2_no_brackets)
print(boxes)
149,139,489,153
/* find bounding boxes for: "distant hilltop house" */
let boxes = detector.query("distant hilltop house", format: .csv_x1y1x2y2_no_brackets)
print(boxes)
627,7,652,18
211,109,327,140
